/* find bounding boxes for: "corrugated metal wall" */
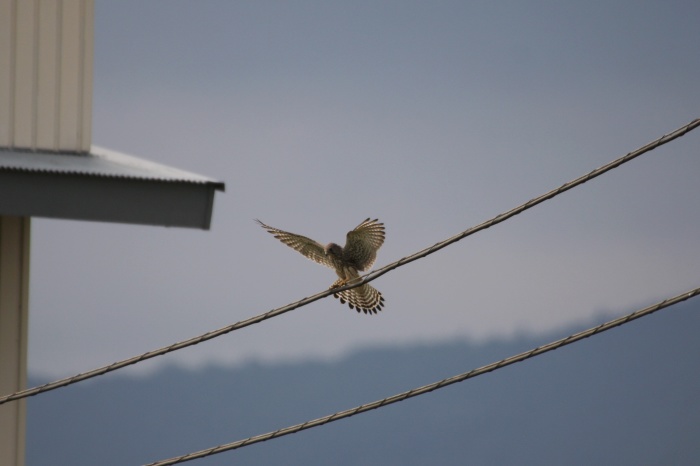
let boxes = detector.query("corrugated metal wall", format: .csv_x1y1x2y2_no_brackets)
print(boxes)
0,0,93,152
0,216,30,466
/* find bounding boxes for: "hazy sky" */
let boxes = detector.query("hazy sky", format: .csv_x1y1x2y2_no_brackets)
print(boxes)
28,1,700,378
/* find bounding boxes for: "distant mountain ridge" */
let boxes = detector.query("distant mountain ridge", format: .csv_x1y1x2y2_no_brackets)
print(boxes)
27,300,700,466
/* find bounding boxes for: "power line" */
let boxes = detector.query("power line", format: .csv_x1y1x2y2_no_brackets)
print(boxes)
143,286,700,466
363,118,700,285
1,118,698,406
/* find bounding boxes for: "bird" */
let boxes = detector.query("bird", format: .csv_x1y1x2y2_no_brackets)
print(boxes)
256,218,386,314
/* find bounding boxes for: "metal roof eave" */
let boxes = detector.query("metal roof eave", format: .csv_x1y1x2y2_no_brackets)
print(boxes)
0,146,225,230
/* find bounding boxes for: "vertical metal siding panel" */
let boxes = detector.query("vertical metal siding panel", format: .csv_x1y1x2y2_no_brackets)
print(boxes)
0,216,30,466
12,0,37,148
0,1,14,146
36,1,59,150
80,0,93,151
0,0,92,151
57,0,81,150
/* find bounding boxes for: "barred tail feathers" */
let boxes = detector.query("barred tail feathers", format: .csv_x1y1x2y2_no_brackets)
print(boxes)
329,279,385,315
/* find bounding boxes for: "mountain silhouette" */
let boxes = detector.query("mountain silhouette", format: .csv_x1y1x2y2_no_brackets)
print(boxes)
27,299,700,465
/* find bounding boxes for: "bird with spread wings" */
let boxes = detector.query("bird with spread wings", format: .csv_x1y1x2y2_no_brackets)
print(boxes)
256,218,386,314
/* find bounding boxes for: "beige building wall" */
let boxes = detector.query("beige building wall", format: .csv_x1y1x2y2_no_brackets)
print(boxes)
0,2,94,465
0,0,93,151
0,217,30,466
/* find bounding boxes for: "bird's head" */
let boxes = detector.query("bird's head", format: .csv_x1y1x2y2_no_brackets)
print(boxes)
324,243,343,258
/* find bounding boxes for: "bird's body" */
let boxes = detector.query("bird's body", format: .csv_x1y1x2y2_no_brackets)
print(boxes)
256,218,385,314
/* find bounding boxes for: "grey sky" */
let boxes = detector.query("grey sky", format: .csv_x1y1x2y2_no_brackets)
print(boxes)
28,1,700,377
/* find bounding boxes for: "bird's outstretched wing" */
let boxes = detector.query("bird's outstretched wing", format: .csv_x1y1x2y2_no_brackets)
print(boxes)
344,218,385,271
256,220,335,269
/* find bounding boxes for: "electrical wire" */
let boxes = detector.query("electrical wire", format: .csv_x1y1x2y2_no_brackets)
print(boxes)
143,286,700,465
1,118,698,406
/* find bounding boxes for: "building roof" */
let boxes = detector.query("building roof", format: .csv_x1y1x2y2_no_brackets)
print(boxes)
0,146,225,229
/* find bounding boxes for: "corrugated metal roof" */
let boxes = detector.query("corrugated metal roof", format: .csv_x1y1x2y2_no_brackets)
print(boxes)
0,146,225,229
0,146,225,188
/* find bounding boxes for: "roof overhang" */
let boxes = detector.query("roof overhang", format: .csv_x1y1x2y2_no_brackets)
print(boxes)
0,146,225,230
